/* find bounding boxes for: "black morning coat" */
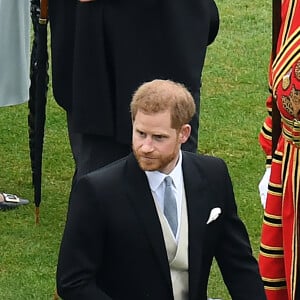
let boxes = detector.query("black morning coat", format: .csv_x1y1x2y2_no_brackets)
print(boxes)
49,0,220,144
57,152,267,300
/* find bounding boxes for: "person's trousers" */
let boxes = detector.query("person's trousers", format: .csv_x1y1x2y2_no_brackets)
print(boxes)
68,131,131,184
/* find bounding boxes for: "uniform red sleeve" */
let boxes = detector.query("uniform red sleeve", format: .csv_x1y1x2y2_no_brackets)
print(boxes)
258,60,273,167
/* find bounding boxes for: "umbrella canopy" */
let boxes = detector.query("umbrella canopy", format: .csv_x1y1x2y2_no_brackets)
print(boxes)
28,0,49,223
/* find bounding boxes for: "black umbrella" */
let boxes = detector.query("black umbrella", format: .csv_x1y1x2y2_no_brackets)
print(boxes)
28,0,49,223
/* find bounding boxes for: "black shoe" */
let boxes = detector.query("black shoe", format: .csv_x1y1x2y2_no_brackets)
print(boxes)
0,193,29,211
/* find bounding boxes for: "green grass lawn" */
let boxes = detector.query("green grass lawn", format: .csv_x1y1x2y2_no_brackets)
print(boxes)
0,0,272,299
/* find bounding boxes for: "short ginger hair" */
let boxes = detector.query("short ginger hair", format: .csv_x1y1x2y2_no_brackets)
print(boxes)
130,79,196,129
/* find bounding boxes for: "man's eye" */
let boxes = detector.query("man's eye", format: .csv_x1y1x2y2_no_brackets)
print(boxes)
154,135,165,141
138,131,145,137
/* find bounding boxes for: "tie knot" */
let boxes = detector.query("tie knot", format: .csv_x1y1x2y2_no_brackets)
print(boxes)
165,176,173,187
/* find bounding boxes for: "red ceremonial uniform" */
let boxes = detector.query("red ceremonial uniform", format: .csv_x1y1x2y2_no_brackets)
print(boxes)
259,0,300,299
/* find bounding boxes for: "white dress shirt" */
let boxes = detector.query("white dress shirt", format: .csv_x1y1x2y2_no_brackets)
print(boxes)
145,151,183,241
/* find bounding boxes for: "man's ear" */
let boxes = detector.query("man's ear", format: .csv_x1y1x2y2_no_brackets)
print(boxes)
179,124,191,143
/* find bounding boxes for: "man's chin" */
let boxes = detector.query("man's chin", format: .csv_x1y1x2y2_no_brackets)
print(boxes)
133,150,160,171
138,161,158,171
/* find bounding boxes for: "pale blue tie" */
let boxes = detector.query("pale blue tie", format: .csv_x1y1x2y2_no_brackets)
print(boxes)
164,176,178,237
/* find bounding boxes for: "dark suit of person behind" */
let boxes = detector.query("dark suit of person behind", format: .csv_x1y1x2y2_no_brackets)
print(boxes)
57,80,266,300
48,0,220,179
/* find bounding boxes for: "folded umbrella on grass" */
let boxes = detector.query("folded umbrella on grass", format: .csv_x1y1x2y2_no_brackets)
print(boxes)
28,0,49,223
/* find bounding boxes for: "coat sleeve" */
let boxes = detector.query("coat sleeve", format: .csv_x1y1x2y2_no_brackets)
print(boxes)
56,175,112,300
207,0,220,45
48,0,76,111
214,159,266,300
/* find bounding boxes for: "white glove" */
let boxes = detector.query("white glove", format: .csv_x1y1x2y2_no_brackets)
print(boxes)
258,167,271,209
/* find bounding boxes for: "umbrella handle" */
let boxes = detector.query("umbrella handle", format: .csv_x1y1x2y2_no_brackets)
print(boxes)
39,0,48,24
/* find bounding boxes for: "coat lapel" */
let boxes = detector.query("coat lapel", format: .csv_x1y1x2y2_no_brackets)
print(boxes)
182,152,211,300
124,153,173,290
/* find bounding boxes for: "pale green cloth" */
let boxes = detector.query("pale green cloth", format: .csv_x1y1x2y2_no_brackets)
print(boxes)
0,0,30,106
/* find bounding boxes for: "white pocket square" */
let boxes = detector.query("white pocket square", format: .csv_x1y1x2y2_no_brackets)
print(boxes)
206,207,221,224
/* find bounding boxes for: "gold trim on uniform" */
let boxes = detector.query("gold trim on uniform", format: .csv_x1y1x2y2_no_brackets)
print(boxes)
290,86,300,118
282,70,291,90
294,60,300,80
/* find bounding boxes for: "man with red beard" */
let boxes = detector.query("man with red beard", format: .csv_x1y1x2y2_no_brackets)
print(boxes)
57,79,266,300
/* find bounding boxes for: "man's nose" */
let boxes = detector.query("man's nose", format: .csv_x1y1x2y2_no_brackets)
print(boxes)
141,137,154,152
